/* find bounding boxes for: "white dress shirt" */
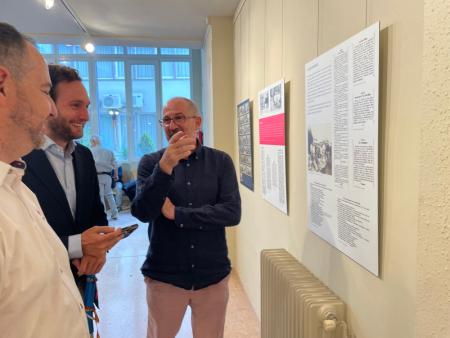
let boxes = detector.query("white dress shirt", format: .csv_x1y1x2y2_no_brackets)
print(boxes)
41,136,82,258
0,160,89,338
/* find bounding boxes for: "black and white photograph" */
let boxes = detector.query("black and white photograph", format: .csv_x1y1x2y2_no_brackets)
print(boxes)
269,83,282,110
259,91,269,112
237,99,254,190
307,125,332,175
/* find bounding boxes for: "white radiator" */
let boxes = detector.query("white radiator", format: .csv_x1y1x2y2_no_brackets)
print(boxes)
261,249,348,338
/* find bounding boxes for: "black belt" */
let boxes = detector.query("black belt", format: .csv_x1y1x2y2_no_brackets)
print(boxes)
97,172,111,176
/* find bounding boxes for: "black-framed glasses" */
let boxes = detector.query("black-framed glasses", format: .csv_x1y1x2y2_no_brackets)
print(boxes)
159,115,197,127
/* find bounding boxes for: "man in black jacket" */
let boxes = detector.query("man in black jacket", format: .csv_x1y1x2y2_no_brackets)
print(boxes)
132,97,241,338
23,65,122,281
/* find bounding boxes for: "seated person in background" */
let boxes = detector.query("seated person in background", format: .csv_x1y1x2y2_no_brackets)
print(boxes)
112,165,124,210
123,178,137,202
121,162,137,202
90,135,119,220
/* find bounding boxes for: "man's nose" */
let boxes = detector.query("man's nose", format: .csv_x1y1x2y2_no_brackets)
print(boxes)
169,119,178,128
80,106,90,121
48,99,57,118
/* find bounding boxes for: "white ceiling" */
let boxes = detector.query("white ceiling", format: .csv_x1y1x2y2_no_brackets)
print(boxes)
0,0,240,47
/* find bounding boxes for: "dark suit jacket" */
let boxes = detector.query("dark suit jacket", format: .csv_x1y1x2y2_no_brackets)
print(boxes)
22,143,108,250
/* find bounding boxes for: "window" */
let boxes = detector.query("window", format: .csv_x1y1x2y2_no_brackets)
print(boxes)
37,43,53,54
97,61,113,79
160,48,190,55
161,62,174,79
161,61,190,80
95,46,125,55
58,45,87,54
132,64,154,80
127,47,157,55
39,43,198,162
131,64,157,158
96,61,125,80
161,62,191,107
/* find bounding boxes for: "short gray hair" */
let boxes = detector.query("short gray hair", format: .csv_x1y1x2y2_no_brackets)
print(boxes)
165,97,199,116
0,22,29,79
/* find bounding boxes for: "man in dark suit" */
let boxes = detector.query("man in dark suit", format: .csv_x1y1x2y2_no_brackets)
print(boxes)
23,65,122,279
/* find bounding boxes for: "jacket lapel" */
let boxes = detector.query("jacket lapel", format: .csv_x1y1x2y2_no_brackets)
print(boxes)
26,150,73,218
72,146,85,225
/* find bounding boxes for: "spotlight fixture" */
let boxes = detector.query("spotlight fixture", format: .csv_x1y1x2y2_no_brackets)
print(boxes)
44,0,54,10
81,34,95,53
60,0,95,53
84,40,95,53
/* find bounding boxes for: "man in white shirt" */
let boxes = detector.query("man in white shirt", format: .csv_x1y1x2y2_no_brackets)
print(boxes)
0,22,90,337
90,135,120,220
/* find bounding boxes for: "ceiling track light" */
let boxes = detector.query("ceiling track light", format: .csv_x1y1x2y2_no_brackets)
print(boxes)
59,0,95,53
84,40,95,53
44,0,54,10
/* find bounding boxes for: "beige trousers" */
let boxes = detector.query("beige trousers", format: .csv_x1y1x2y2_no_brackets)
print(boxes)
145,275,229,338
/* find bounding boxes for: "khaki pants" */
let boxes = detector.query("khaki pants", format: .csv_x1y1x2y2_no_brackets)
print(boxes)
145,276,229,338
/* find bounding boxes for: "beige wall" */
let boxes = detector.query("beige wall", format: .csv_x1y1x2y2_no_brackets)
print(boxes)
231,0,424,337
205,16,236,157
417,0,450,336
202,17,238,263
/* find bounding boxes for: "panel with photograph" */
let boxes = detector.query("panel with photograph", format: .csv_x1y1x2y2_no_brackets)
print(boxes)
237,99,254,190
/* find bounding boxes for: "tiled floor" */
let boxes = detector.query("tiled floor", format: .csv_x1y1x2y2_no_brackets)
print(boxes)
96,212,260,338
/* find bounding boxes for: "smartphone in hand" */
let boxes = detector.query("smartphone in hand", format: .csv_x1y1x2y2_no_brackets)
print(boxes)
121,224,139,238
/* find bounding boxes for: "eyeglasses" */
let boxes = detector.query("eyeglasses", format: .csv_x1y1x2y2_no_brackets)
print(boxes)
159,115,197,127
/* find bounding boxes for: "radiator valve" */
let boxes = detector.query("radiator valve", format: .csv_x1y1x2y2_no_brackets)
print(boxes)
319,305,338,332
323,318,337,331
319,304,350,338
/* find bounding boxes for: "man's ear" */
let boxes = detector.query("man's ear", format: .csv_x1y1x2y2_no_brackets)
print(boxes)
0,66,11,98
195,115,202,130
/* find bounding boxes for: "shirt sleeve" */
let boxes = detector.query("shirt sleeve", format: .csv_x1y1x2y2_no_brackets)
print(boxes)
68,234,82,259
131,152,174,222
174,153,241,230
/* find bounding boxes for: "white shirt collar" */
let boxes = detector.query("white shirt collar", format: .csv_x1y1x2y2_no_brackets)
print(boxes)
41,135,76,155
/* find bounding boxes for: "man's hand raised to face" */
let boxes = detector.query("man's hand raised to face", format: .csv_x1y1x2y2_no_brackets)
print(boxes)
159,131,196,175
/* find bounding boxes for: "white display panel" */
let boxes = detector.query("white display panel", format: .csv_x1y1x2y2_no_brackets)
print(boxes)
305,22,380,275
258,80,287,214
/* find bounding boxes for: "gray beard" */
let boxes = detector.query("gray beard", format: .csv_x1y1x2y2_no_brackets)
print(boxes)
10,97,45,149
